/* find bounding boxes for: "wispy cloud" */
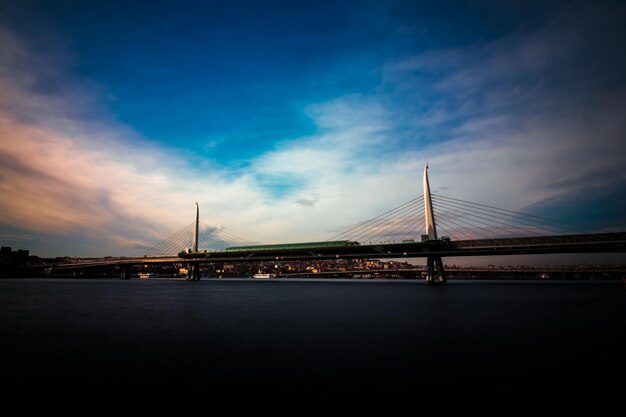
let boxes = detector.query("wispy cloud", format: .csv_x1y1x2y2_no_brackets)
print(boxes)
1,23,384,254
379,3,626,225
0,25,220,254
295,198,317,207
0,230,31,241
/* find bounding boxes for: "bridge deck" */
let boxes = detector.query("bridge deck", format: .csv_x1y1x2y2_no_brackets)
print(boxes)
53,232,626,269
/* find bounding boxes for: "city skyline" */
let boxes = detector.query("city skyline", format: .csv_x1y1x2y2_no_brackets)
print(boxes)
1,0,625,257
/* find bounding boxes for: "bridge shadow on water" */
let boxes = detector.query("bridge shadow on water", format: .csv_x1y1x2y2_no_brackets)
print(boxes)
0,279,624,395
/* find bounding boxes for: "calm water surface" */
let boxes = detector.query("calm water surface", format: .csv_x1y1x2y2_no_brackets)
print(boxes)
0,279,624,392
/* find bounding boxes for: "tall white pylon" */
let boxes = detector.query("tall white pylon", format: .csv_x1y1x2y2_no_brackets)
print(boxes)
186,202,201,281
193,202,199,253
423,164,438,240
423,165,446,284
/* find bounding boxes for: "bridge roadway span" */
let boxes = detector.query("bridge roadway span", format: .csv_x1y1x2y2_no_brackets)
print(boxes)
55,232,626,269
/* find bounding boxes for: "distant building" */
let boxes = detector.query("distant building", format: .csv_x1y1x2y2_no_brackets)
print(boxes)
16,249,29,262
1,246,11,262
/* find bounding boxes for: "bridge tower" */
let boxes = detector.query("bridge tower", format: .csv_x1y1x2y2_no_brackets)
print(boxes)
187,202,201,281
193,202,199,253
423,165,446,284
120,264,132,280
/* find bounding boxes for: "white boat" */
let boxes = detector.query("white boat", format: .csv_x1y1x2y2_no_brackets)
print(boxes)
252,273,275,279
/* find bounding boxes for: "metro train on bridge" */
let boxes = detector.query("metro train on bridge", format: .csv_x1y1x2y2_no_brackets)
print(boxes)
224,240,360,252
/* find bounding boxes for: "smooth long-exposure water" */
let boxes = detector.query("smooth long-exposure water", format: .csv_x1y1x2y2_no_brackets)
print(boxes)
0,279,624,393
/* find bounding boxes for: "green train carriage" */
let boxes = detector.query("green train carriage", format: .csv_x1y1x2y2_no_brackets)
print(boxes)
224,240,360,253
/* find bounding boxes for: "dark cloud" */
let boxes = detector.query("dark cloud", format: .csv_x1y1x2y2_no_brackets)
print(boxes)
526,176,626,230
296,198,317,207
0,229,31,241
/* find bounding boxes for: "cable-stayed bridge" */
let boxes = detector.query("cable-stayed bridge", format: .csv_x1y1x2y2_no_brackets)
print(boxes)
54,166,626,283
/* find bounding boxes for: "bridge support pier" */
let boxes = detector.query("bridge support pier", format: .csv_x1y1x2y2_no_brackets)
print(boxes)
426,256,446,285
120,265,132,280
187,263,200,281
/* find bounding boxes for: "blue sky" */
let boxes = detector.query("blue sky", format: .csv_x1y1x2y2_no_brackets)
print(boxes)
0,0,625,260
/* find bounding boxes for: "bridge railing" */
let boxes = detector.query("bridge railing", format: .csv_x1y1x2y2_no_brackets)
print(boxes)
453,233,626,248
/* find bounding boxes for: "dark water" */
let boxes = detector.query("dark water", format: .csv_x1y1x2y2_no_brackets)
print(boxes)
0,279,624,393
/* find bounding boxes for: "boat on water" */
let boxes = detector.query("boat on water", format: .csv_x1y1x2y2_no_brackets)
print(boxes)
252,273,276,279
